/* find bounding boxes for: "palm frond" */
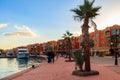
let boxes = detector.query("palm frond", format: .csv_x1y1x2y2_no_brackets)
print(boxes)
71,9,83,16
71,8,84,21
62,31,73,39
64,34,67,36
62,34,67,38
73,16,83,22
71,0,101,19
90,0,95,7
84,0,93,10
66,30,69,34
91,20,97,31
92,6,101,12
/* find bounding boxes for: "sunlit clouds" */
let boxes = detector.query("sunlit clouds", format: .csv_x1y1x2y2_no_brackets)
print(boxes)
0,23,8,28
3,25,37,38
73,31,81,37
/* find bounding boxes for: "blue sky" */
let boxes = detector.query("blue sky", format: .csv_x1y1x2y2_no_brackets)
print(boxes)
0,0,120,49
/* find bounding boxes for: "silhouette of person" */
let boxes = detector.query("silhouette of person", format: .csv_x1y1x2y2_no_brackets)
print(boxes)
47,51,52,63
51,51,55,63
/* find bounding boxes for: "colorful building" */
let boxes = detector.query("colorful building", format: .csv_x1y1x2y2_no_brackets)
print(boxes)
90,25,120,54
12,24,120,55
27,43,41,55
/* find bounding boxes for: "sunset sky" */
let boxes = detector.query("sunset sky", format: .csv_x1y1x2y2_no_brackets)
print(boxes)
0,0,120,49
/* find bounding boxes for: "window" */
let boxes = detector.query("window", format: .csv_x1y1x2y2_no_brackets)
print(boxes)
106,37,110,41
105,31,110,35
112,29,120,35
117,29,120,35
112,29,116,35
106,44,110,47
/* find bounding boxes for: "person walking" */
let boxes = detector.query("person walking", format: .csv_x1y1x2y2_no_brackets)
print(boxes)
47,51,52,63
51,51,55,63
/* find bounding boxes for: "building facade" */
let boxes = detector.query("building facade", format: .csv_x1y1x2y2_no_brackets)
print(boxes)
12,24,120,55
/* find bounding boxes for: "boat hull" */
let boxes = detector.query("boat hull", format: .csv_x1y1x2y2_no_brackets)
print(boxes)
17,53,29,59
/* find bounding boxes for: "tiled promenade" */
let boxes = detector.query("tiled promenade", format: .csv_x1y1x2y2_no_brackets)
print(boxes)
1,57,120,80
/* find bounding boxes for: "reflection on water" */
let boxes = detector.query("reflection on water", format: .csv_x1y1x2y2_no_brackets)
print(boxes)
0,58,43,79
17,59,29,68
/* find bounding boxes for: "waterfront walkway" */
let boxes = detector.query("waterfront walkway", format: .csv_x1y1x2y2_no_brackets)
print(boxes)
1,57,120,80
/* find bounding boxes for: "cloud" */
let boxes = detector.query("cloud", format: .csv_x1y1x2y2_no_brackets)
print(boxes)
0,23,8,28
3,25,37,38
72,31,81,36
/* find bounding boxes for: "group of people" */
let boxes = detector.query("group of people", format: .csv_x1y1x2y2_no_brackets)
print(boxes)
47,50,55,63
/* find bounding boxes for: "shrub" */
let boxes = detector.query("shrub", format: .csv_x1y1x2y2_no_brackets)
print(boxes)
73,50,84,71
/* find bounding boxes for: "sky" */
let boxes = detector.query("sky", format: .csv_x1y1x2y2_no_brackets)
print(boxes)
0,0,120,50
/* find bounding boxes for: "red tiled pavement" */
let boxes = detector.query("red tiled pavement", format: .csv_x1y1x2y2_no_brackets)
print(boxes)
1,57,120,80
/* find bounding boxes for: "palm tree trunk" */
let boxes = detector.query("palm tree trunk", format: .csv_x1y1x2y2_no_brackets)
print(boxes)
82,18,91,71
68,38,72,61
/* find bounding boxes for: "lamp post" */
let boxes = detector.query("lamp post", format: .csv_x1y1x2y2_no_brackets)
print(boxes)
115,29,119,65
111,29,119,65
114,49,118,65
111,42,118,65
114,29,118,65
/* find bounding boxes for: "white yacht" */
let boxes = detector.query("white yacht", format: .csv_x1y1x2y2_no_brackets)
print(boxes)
6,50,15,57
17,48,29,59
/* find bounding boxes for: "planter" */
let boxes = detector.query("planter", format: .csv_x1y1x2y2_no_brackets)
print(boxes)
72,70,99,76
65,59,75,62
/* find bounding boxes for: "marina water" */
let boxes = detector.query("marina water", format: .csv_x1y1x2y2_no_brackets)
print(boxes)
0,58,43,79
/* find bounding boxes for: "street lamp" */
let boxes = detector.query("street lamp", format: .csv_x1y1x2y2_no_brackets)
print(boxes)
114,29,119,65
114,49,118,65
110,41,118,65
111,29,119,65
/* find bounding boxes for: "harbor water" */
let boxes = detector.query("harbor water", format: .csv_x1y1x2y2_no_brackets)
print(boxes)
0,58,43,79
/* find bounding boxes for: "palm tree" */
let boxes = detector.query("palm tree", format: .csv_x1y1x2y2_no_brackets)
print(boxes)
80,38,94,48
71,0,101,71
62,30,73,61
57,41,65,54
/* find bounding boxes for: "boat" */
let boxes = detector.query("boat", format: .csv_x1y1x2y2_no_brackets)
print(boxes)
6,50,15,58
17,47,29,59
